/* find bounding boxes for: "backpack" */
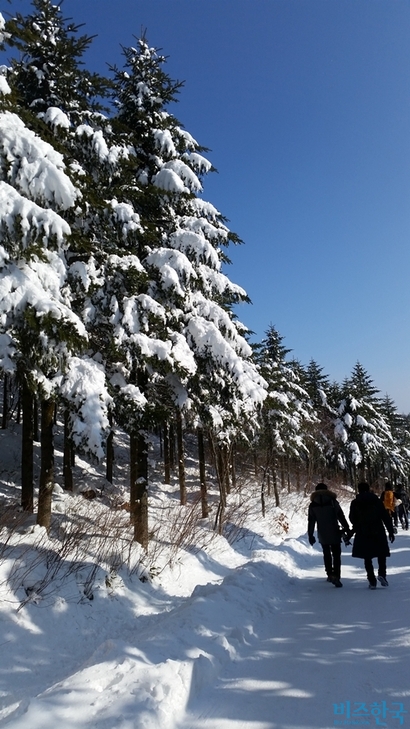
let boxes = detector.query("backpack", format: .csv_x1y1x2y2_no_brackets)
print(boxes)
382,490,395,513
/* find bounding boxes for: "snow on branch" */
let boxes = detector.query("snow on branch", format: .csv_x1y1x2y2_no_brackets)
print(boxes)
60,356,112,460
169,229,220,268
187,317,266,404
0,253,87,337
0,181,71,248
146,248,196,296
0,112,79,210
42,107,70,131
153,159,202,193
182,152,212,174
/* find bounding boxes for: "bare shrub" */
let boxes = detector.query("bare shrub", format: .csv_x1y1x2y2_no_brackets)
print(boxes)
132,493,220,575
222,496,255,545
0,496,141,609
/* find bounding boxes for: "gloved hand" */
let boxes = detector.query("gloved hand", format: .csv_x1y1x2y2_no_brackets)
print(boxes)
389,534,395,543
342,533,352,547
308,535,316,546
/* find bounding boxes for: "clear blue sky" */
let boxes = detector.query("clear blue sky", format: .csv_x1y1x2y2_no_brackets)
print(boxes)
6,0,410,412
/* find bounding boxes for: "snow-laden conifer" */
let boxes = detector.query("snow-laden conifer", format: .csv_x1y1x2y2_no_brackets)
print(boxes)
102,37,267,539
0,1,117,525
254,326,316,488
3,0,117,465
333,362,395,484
110,39,266,441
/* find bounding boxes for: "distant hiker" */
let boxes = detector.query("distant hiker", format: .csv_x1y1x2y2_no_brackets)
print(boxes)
401,487,410,515
349,482,395,589
308,483,351,588
395,485,409,530
380,481,397,532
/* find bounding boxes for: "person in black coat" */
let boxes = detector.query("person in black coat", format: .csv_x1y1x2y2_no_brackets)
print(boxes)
349,482,395,589
395,485,409,530
308,483,351,588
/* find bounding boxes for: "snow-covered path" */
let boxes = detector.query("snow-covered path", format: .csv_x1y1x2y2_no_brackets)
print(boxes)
182,540,410,729
2,521,410,729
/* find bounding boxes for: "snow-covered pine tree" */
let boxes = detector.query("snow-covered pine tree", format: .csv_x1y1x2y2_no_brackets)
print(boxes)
2,12,267,541
6,0,109,117
379,394,410,481
254,326,316,495
302,359,339,479
333,362,394,486
106,37,266,540
4,0,124,466
0,1,113,523
396,413,410,484
0,106,85,524
304,359,330,409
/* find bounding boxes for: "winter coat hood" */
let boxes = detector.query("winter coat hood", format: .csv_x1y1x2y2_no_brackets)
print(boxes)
308,488,349,545
310,489,337,504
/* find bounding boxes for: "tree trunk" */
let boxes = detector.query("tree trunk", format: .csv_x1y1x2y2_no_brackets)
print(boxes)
16,388,21,425
1,374,8,429
197,427,208,518
159,427,163,459
272,457,280,507
280,456,286,491
230,443,237,491
130,430,149,549
216,444,227,508
21,380,34,512
169,422,175,470
214,499,225,535
296,461,301,491
352,463,357,491
287,454,291,493
176,410,186,505
37,398,55,529
163,422,171,484
63,409,73,492
211,437,227,534
306,454,315,494
253,450,258,477
261,471,266,518
366,456,371,485
33,398,39,441
224,445,231,495
106,414,114,484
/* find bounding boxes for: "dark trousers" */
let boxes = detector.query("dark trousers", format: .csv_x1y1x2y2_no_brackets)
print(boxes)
398,504,408,529
364,556,387,581
322,543,342,580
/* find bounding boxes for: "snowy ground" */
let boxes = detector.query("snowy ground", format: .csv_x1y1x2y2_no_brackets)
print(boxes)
1,424,410,729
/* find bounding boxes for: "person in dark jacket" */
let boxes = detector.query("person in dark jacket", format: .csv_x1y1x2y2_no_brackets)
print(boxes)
308,483,351,588
349,482,395,589
395,485,409,530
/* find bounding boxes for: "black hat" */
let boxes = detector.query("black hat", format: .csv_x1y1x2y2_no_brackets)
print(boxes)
315,483,328,491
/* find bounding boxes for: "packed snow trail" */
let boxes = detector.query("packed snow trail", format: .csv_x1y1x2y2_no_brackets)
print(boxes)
180,538,410,729
2,530,410,729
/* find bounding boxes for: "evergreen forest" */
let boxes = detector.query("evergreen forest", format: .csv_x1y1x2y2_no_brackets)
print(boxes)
0,0,409,553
